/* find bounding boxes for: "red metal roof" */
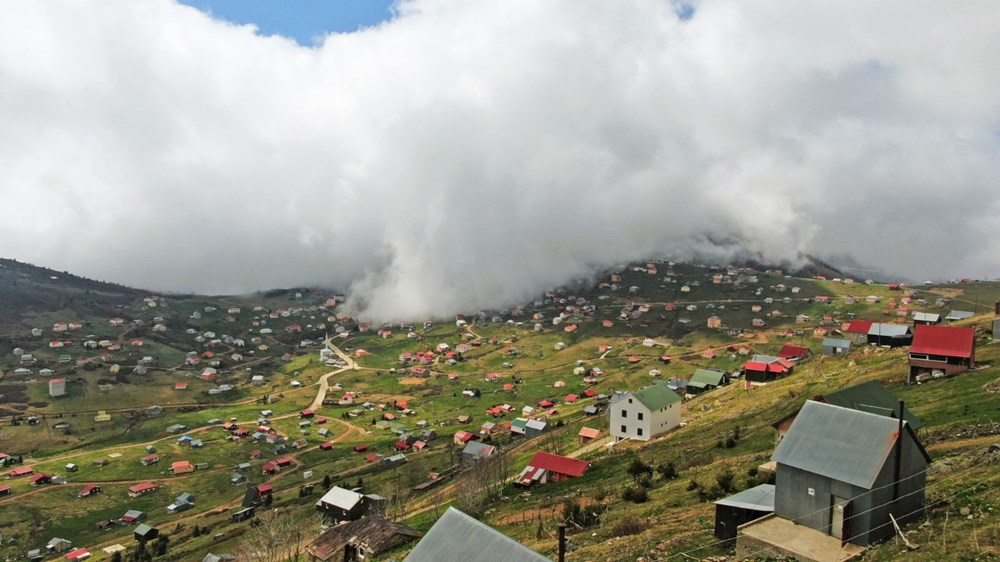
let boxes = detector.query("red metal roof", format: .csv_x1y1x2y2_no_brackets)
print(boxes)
65,548,91,560
743,361,768,371
910,325,975,358
846,320,874,334
526,451,590,477
777,343,809,359
129,482,157,493
257,483,272,494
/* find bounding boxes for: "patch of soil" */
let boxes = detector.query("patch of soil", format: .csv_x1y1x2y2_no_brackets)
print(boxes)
399,377,427,386
984,378,1000,394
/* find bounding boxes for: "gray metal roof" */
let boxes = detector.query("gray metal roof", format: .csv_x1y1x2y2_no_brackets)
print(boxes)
821,380,924,431
945,310,975,320
822,337,852,348
867,323,911,337
405,507,551,562
772,401,920,489
912,312,940,322
714,484,775,511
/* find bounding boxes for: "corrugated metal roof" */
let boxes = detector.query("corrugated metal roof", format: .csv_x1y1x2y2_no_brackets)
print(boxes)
867,323,911,337
405,507,551,562
822,338,852,348
910,325,975,358
689,369,726,387
617,382,680,411
315,486,361,510
945,310,975,321
715,483,775,511
912,312,941,322
771,401,913,489
821,380,924,431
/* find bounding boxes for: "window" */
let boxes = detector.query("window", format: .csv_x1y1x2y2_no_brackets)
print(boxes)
628,398,633,404
637,428,643,436
637,412,644,421
621,410,627,418
620,425,627,433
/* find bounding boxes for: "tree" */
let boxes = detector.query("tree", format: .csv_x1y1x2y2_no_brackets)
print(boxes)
234,510,318,562
322,474,332,489
626,458,653,485
455,449,512,518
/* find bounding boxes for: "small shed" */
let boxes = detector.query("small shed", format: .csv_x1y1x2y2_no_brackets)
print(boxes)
713,483,775,541
821,337,852,356
134,524,159,542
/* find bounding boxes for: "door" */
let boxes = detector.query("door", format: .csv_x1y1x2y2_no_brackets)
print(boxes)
830,496,851,541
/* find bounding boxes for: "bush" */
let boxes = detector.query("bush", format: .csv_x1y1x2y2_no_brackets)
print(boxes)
716,470,736,493
657,462,678,480
686,480,700,491
622,486,649,503
627,458,654,484
612,515,648,536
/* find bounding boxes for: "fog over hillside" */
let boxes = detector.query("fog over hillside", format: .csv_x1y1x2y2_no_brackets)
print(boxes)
1,0,998,320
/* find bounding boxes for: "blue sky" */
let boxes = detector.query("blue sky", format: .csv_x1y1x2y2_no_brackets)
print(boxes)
178,0,397,45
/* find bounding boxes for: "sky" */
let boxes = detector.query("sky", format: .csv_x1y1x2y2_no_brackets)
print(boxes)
0,1,999,321
176,0,398,45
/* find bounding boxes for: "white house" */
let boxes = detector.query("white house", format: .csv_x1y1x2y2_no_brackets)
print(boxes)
609,381,681,442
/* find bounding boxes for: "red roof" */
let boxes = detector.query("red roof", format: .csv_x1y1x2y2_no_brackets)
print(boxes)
257,483,272,494
65,548,91,560
276,457,292,466
454,431,474,442
394,440,411,450
80,484,99,495
0,485,10,494
777,343,809,359
910,325,975,358
846,320,874,334
582,389,597,397
354,445,368,453
30,473,51,484
743,361,768,371
538,400,554,408
527,451,590,477
9,466,33,477
129,482,157,494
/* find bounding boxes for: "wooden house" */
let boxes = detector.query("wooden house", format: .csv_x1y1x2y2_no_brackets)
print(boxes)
908,325,975,383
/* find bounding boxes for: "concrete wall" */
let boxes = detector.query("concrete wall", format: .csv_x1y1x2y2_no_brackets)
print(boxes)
609,394,679,441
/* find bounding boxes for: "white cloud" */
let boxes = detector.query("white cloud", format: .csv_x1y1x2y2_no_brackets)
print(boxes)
0,0,998,320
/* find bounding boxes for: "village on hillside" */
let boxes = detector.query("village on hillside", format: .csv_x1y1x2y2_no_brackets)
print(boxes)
0,258,999,561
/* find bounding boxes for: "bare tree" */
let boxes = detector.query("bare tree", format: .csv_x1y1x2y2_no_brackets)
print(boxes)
233,509,319,562
456,449,512,517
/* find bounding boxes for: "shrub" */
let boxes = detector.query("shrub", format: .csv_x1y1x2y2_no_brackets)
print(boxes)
686,480,700,491
657,462,678,480
716,470,736,493
612,515,648,536
622,486,649,503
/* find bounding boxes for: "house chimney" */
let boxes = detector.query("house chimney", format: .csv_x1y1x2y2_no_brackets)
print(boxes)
893,400,905,501
558,523,567,562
